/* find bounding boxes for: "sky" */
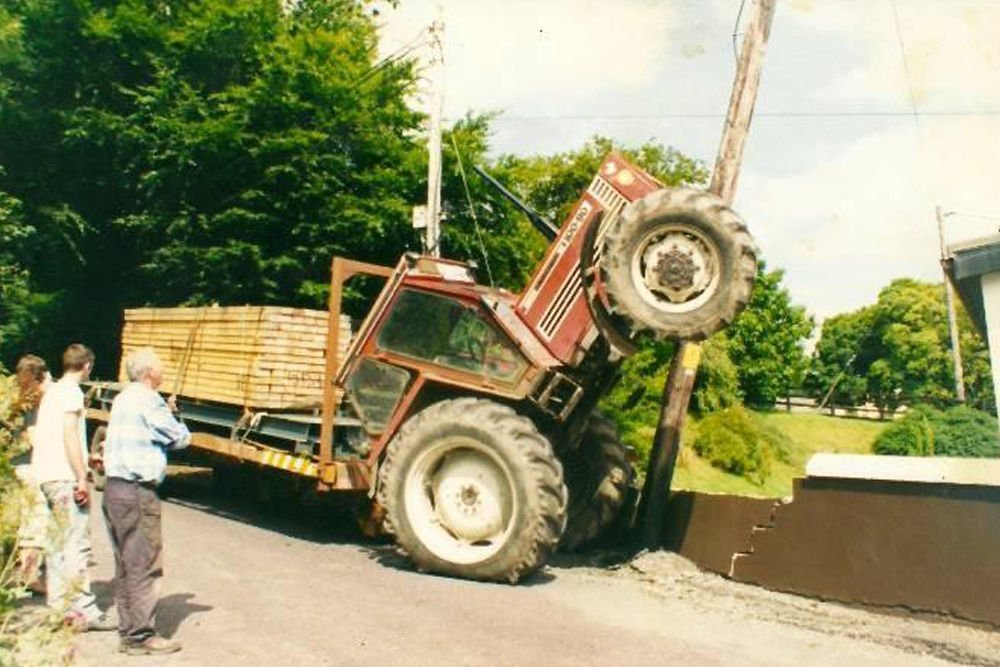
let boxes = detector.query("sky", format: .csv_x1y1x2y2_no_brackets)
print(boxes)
374,0,1000,322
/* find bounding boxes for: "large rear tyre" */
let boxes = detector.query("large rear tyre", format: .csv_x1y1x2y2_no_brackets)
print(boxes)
559,413,635,551
379,398,568,583
601,187,756,341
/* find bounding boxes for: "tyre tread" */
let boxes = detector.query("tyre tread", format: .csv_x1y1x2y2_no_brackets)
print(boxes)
379,398,567,583
601,187,757,341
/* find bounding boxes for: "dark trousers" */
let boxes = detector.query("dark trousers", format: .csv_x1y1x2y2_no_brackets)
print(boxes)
102,477,163,643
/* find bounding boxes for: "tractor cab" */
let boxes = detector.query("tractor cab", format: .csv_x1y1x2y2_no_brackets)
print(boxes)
323,254,563,470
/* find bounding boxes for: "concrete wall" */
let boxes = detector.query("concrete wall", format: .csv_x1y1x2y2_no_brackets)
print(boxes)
663,491,777,576
663,476,1000,626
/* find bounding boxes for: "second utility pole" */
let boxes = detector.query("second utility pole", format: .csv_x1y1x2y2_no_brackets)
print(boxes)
424,11,445,258
937,205,966,403
641,0,776,548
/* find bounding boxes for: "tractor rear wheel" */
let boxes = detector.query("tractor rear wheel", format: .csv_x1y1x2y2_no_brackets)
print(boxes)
601,187,756,341
559,413,635,550
379,398,567,583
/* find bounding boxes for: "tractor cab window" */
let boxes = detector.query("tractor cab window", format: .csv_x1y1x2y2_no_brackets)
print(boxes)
377,289,528,383
345,358,411,435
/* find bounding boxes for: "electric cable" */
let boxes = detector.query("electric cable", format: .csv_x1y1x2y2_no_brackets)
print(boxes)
480,110,1000,121
356,26,432,86
732,0,748,63
949,212,1000,223
449,132,496,288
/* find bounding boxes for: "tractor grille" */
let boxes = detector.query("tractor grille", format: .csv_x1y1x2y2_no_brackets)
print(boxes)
587,175,629,262
536,175,629,341
538,265,582,339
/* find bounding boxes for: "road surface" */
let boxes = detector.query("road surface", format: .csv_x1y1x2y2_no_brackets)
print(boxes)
73,469,999,667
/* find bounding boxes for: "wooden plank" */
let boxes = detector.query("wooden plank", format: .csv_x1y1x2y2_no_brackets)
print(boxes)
116,364,324,393
122,337,332,352
120,339,330,358
123,319,346,338
124,306,329,324
120,328,346,348
124,323,332,340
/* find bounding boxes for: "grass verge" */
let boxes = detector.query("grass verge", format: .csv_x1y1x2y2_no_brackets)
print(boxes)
665,410,890,498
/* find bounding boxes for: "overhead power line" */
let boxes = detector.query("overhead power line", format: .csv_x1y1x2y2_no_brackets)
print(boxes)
732,0,748,63
890,0,922,125
949,212,1000,223
475,110,1000,121
356,27,432,86
448,133,495,287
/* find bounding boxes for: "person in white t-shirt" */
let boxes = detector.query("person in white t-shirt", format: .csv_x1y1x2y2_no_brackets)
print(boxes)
32,344,115,631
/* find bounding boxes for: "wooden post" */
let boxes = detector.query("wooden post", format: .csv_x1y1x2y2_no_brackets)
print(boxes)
640,0,776,548
709,0,776,206
640,343,701,547
319,257,345,466
424,11,445,258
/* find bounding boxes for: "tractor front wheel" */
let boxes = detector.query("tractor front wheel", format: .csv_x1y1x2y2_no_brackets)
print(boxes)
379,398,567,583
601,187,757,341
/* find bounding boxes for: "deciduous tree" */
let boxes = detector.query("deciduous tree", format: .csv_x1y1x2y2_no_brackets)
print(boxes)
725,263,813,406
806,278,993,415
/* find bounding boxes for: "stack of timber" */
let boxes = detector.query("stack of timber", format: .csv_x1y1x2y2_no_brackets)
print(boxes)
119,306,351,409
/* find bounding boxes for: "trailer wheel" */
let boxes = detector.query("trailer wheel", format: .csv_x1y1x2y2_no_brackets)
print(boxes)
601,187,756,341
379,398,567,583
559,413,635,551
89,425,108,491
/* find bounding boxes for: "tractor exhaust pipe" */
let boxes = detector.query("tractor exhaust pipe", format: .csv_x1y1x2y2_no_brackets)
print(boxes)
472,165,559,241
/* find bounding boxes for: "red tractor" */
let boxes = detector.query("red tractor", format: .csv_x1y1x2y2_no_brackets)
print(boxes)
334,153,756,581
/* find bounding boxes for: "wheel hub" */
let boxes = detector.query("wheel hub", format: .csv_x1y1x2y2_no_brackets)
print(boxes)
431,450,508,542
460,484,479,508
636,226,719,310
654,247,698,292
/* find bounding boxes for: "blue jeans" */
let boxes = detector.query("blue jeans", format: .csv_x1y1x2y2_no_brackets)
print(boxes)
40,481,101,621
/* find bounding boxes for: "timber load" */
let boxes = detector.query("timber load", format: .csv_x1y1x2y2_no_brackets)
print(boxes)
119,306,351,409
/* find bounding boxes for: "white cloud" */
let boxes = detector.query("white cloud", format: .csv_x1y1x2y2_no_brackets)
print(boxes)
801,0,1000,110
375,0,675,117
737,114,1000,320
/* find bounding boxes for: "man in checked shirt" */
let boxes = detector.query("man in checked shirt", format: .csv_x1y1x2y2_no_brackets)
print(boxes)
103,347,190,656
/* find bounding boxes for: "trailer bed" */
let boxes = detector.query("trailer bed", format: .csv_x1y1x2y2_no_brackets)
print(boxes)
84,382,369,488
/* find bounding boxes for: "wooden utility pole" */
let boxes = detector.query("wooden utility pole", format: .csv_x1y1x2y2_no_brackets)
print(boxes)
641,0,776,548
937,205,966,403
424,11,445,258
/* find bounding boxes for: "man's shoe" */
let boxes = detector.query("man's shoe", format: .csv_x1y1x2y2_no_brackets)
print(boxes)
84,612,118,632
120,636,181,656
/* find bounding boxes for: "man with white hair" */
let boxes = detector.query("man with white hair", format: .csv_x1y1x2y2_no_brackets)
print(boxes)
103,347,190,656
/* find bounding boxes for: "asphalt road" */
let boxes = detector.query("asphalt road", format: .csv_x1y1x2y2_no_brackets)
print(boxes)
74,470,999,667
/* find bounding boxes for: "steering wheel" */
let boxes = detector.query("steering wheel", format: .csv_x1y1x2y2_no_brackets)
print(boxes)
466,336,486,362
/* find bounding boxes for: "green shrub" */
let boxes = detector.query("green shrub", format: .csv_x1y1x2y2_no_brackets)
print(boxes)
873,404,999,458
873,406,937,456
691,336,742,415
692,406,784,485
934,406,1000,457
